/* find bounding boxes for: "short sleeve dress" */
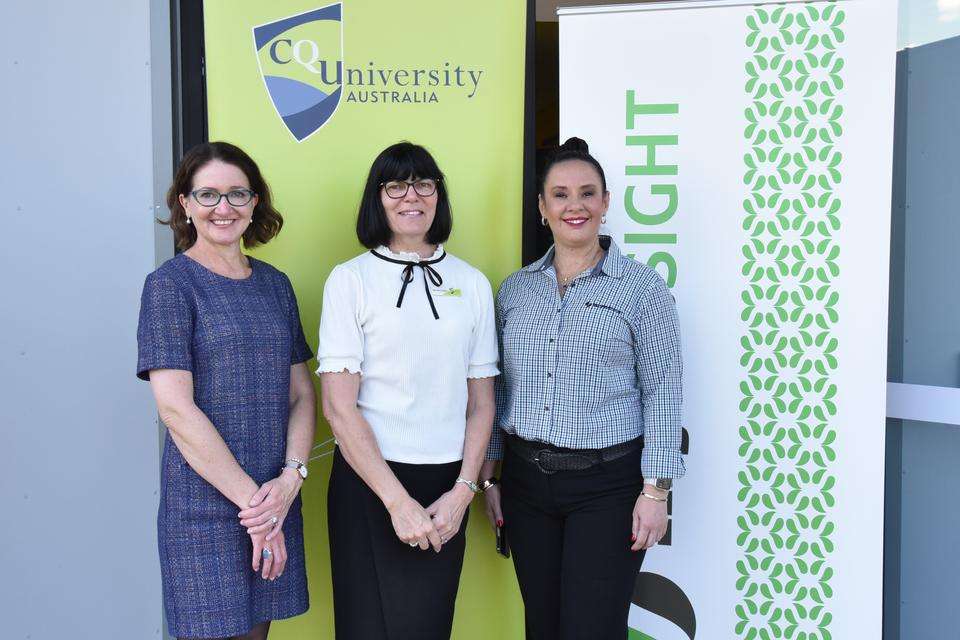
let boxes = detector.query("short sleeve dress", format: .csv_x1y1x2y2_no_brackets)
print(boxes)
136,253,312,639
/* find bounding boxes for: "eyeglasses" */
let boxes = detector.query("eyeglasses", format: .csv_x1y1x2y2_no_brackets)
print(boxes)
380,178,439,199
190,188,257,207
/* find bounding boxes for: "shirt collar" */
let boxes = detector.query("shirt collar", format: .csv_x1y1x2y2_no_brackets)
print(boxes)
524,245,555,273
523,235,624,279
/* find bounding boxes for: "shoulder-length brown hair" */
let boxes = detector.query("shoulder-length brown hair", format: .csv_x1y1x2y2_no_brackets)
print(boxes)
163,141,283,251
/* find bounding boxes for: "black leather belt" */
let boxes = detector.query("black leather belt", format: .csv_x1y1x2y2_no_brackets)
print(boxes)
506,434,643,474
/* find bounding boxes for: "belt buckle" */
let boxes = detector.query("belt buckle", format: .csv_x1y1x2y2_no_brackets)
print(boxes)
533,449,557,475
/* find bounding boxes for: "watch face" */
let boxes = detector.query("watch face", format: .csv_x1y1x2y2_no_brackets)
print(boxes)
656,478,673,490
298,465,308,479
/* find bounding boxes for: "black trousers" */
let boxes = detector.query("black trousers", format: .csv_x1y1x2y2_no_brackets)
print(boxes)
501,441,646,640
328,448,467,640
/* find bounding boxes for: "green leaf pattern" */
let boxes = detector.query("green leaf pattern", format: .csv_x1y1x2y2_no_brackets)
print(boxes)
738,4,843,639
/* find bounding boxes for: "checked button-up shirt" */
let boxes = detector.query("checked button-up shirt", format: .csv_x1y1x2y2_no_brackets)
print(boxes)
487,236,685,479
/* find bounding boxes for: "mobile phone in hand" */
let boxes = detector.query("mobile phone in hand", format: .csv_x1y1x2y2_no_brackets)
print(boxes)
496,524,510,558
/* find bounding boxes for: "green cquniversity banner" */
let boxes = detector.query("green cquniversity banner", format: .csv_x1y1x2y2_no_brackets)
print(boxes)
560,1,897,638
204,1,526,637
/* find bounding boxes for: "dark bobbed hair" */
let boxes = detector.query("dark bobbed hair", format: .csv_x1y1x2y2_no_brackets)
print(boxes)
539,136,608,195
356,141,452,249
163,141,283,251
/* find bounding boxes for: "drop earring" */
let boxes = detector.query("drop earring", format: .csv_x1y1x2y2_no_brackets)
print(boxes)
541,217,547,226
186,217,192,225
601,215,607,225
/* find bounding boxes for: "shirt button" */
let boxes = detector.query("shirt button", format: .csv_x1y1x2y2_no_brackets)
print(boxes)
549,338,555,343
544,406,550,412
546,372,552,378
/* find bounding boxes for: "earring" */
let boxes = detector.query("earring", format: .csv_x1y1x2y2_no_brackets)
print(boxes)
601,215,607,225
186,217,192,225
541,217,547,227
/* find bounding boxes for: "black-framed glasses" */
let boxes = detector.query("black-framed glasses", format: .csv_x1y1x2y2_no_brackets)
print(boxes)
380,178,439,199
190,188,257,207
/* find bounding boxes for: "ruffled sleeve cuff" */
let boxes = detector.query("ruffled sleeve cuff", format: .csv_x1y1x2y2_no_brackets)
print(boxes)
316,357,363,376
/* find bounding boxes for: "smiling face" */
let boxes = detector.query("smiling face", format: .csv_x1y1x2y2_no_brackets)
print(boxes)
380,176,438,248
539,159,610,249
178,159,258,250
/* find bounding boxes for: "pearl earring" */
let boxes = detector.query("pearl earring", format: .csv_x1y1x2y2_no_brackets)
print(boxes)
186,217,192,225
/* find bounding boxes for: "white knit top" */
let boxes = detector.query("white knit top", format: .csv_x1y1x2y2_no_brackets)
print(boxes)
317,245,500,464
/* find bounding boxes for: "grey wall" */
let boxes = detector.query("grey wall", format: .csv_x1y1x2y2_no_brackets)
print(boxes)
883,45,908,640
894,34,960,640
900,36,960,390
0,2,171,638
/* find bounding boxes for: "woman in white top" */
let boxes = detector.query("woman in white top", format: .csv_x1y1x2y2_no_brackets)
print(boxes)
318,142,499,639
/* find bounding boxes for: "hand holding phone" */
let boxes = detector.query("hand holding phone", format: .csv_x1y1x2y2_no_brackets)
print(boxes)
495,524,510,558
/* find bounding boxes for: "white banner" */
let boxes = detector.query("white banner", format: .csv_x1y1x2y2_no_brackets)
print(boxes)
560,1,898,638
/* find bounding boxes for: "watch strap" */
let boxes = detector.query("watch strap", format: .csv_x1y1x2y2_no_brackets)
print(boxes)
644,477,673,491
283,459,308,479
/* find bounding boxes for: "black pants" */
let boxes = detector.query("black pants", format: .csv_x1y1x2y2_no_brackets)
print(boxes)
328,448,467,640
501,441,646,640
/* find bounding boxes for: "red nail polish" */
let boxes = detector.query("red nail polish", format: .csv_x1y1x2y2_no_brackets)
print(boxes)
631,534,637,542
497,520,504,527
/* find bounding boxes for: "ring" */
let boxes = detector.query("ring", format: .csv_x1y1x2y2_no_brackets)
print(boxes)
441,536,447,543
270,516,278,526
409,542,418,547
262,548,273,559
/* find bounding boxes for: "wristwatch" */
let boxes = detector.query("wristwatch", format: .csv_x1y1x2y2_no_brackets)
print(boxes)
644,478,673,491
479,477,499,492
284,458,308,480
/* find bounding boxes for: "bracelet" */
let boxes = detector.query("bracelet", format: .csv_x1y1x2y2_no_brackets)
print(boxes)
455,477,481,494
640,491,668,503
479,477,499,492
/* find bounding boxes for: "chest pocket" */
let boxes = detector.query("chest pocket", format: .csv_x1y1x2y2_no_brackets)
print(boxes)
574,300,635,368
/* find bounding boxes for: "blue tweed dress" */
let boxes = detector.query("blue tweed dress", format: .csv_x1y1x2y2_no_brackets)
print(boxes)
137,253,312,639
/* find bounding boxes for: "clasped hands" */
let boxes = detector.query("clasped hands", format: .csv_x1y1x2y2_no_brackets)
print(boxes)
238,469,303,581
389,482,474,552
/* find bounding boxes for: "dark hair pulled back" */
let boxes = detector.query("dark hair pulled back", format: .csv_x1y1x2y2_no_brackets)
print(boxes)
538,136,607,195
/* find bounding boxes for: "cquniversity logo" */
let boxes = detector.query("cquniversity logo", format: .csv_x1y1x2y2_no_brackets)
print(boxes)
253,3,343,142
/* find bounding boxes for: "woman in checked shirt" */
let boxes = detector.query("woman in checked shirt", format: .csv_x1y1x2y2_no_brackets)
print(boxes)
479,137,685,639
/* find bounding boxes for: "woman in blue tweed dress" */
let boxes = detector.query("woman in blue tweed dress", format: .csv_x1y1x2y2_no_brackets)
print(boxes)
137,142,315,640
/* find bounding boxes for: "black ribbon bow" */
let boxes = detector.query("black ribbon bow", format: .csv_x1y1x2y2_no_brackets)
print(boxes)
370,249,447,319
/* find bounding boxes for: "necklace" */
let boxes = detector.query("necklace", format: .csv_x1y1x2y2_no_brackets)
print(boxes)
556,244,603,287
